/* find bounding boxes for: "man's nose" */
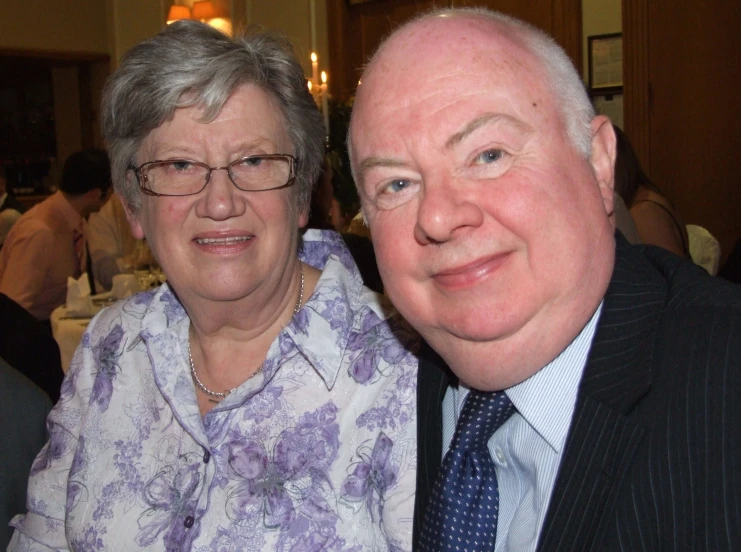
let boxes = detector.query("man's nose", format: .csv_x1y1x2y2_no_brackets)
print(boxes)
414,176,484,245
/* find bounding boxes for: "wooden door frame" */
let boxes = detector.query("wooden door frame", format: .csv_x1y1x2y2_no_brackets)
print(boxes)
622,0,650,169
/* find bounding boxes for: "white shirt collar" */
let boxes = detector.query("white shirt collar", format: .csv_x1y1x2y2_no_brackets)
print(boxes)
505,302,603,452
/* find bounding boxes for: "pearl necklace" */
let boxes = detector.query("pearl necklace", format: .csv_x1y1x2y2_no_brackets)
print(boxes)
189,267,304,403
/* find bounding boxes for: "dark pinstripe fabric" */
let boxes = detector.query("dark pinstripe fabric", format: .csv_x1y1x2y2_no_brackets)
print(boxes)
414,235,741,551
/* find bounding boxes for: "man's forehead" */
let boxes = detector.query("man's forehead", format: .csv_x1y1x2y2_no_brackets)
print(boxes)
368,14,525,76
354,16,544,133
357,16,538,115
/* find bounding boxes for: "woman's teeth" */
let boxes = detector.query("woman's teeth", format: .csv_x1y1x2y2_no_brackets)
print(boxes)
196,236,252,244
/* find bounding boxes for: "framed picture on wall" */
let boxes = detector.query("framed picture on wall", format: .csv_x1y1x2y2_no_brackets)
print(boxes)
588,33,623,91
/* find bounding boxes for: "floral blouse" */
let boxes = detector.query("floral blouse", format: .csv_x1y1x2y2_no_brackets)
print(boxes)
10,230,419,551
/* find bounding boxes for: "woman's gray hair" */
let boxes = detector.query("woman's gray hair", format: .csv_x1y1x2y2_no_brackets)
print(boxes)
101,21,325,213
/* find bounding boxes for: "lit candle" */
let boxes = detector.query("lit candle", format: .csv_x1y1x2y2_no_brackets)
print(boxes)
321,71,329,139
311,52,319,91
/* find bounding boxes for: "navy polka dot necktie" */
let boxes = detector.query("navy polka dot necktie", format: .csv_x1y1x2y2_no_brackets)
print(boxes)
420,390,516,551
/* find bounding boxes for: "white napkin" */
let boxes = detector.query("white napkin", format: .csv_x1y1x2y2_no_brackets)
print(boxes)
111,273,142,299
687,224,722,276
66,273,95,317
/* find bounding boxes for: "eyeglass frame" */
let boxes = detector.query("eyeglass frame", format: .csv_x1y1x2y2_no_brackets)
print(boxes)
129,153,297,197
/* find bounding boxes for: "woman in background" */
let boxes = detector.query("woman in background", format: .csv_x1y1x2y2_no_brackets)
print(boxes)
613,125,689,257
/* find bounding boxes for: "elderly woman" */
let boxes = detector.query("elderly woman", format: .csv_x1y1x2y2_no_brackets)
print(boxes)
10,22,418,551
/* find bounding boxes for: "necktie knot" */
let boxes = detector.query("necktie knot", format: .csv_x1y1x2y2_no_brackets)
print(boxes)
452,390,515,451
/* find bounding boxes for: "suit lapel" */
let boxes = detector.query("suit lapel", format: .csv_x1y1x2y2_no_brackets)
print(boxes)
413,341,454,547
537,236,667,552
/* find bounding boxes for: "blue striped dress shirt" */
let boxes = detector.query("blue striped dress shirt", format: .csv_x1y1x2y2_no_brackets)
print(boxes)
441,302,603,552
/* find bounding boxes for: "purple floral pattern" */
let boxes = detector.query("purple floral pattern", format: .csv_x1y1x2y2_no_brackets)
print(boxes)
136,461,202,549
348,312,413,384
341,433,398,523
10,230,419,551
227,403,340,533
90,324,124,412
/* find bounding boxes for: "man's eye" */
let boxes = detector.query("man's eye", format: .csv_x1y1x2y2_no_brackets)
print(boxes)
371,177,418,211
473,149,505,165
383,179,411,194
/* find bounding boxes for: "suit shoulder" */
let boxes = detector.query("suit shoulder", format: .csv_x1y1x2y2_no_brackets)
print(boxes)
639,243,741,311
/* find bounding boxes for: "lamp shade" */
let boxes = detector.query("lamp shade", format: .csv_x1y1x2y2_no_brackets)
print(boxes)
192,1,226,20
166,5,191,24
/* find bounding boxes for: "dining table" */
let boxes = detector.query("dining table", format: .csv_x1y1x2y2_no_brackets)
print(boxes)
50,302,101,372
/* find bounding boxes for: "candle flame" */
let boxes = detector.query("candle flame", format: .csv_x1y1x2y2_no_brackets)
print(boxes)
311,52,318,63
307,81,313,92
321,71,327,84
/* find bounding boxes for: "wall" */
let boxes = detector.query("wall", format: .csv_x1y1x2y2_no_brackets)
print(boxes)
0,0,330,164
106,0,166,66
1,0,167,167
51,68,83,163
246,0,330,85
0,0,108,54
644,0,741,262
581,0,621,83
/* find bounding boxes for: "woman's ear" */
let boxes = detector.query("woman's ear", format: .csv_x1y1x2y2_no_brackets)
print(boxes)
120,177,146,240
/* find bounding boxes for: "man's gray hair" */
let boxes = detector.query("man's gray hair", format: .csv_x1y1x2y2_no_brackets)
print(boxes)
349,7,595,170
102,20,325,213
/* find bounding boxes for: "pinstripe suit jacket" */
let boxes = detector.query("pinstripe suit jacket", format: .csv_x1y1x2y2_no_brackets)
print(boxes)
413,235,741,551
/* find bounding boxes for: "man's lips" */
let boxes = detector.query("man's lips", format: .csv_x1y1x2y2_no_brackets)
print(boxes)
432,252,511,289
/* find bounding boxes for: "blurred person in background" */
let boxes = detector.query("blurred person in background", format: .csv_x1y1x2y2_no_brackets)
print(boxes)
87,192,140,290
0,168,25,248
307,157,383,293
613,125,689,257
0,149,111,321
9,21,418,551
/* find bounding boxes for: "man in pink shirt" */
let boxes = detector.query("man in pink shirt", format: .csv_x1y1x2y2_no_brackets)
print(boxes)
0,149,111,321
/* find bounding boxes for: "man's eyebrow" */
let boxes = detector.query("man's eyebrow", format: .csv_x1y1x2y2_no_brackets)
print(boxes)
444,113,531,150
356,156,408,182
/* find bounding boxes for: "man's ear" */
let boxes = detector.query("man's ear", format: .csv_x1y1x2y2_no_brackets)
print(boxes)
589,115,617,218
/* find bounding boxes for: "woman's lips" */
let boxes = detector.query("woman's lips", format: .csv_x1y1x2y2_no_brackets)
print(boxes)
193,233,254,253
432,252,511,289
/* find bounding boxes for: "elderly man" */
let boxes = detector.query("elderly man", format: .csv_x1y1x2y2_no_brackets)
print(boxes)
349,8,741,552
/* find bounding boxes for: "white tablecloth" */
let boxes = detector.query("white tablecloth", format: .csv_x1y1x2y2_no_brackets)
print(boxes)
51,304,100,372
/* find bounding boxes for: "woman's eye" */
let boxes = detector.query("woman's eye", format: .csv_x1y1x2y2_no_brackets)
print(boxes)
240,157,263,167
474,149,505,165
170,161,194,171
